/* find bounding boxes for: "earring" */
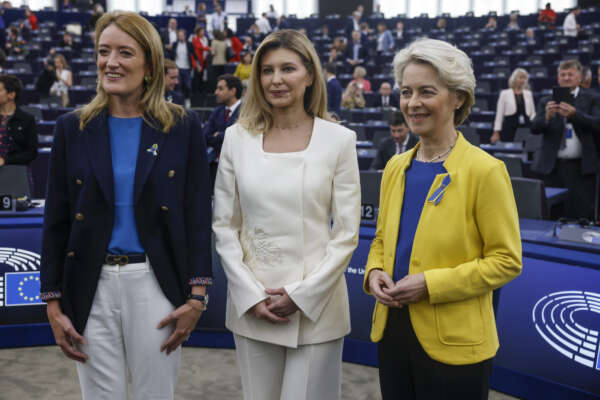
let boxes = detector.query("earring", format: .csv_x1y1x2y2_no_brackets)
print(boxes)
144,75,151,83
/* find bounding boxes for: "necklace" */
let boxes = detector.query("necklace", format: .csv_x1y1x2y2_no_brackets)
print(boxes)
416,144,454,163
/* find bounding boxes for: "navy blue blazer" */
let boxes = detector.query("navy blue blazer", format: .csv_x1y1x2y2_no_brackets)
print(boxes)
165,90,185,106
40,109,213,335
203,103,241,155
327,77,342,115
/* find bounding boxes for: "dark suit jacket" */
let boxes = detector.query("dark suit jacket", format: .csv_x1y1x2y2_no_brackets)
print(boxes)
165,90,185,106
160,27,177,49
530,89,600,175
169,40,198,68
326,77,342,115
3,106,38,165
370,134,419,170
370,93,399,108
344,41,367,65
203,103,241,155
40,109,212,334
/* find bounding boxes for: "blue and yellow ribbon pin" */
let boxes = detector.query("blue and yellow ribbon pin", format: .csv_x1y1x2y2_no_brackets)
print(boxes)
428,175,451,206
146,143,159,157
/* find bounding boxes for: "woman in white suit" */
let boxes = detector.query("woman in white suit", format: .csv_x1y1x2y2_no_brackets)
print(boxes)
212,30,361,400
491,68,536,143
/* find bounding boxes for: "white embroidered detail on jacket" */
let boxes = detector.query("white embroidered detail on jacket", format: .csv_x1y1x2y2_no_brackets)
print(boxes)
240,226,282,269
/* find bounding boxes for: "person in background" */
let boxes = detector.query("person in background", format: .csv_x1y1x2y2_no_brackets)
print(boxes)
234,51,253,86
213,29,360,400
256,12,272,35
0,49,5,73
60,32,74,48
325,62,342,116
435,18,447,31
370,111,417,170
506,13,520,30
242,35,254,52
319,25,331,40
5,26,25,56
345,30,366,69
328,37,346,63
22,6,38,31
341,81,365,109
530,59,600,219
359,22,372,45
492,68,535,143
40,12,212,400
371,81,398,108
183,5,194,16
247,23,263,43
538,2,557,30
196,2,207,27
171,28,197,106
225,28,243,63
49,53,72,107
484,16,497,30
161,18,177,53
350,65,371,93
210,30,227,88
365,38,521,400
164,59,184,106
208,4,226,39
87,3,104,32
190,26,210,93
376,22,394,53
346,11,362,38
563,7,581,38
276,14,291,30
394,21,405,41
0,74,37,169
267,4,278,19
581,66,592,89
372,4,384,18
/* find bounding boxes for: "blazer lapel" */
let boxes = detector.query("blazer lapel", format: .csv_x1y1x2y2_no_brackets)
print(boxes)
84,110,114,206
133,119,166,205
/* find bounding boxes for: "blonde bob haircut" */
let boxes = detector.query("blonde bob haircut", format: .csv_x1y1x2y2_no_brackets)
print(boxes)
508,68,530,90
238,29,327,134
78,11,184,132
393,38,475,126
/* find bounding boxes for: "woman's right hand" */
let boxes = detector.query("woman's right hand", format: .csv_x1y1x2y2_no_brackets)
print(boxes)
250,298,290,324
46,300,88,362
368,269,402,308
490,131,500,144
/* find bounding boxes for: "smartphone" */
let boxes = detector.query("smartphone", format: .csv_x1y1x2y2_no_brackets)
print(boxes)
552,87,574,104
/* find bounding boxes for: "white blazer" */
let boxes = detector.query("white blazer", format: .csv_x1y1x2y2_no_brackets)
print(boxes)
212,117,361,348
493,88,536,132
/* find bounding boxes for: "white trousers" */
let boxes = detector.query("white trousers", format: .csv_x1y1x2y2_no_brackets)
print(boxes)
234,334,344,400
76,260,180,400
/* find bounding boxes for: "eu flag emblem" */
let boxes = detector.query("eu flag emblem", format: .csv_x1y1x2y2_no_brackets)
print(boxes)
5,272,42,306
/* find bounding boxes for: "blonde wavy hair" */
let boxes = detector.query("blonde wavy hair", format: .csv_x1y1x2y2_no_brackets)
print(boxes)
393,38,475,126
238,29,327,134
78,11,184,132
508,68,530,90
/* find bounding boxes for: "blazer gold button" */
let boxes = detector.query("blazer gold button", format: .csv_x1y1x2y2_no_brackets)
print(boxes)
75,213,84,221
76,178,83,185
67,251,75,258
161,205,169,211
168,170,175,178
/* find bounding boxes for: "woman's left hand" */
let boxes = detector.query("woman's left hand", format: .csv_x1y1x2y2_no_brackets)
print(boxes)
157,302,204,355
384,273,428,305
265,287,299,317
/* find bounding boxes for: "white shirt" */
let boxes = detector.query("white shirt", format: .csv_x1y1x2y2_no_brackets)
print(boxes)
168,29,177,46
563,12,577,37
209,12,226,34
557,87,583,159
175,41,190,69
227,99,242,117
256,16,271,34
395,135,410,154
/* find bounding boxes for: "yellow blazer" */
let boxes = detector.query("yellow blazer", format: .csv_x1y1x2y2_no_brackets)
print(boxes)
363,132,522,365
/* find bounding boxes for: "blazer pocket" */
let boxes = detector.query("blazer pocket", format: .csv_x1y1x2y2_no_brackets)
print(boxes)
434,296,484,346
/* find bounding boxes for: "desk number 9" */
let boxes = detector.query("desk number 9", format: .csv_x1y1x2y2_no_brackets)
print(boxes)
1,195,12,210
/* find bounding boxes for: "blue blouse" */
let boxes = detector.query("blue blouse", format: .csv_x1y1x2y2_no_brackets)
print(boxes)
107,116,144,254
393,160,446,281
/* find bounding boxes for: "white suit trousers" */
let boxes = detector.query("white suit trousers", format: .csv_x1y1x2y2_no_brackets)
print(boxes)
75,261,180,400
234,334,344,400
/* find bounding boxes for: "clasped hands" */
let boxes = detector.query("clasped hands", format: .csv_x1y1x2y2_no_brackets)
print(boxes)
250,287,299,324
368,269,428,308
545,100,576,120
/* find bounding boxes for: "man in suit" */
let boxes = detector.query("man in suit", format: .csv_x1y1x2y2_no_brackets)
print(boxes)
345,11,362,38
160,18,177,54
170,29,197,107
345,30,367,70
204,74,243,186
370,111,418,170
163,59,184,106
530,59,600,219
371,82,398,109
325,63,342,116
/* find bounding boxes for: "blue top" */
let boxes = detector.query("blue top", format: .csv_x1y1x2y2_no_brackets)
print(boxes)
393,160,446,281
107,116,144,254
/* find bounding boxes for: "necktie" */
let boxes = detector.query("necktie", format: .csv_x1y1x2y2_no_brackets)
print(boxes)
383,96,388,107
395,142,400,155
225,108,231,123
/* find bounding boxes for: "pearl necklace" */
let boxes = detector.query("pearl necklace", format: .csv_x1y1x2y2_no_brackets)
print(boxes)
416,144,455,163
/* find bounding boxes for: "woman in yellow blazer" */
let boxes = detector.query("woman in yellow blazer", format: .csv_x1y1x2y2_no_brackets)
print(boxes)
364,38,522,399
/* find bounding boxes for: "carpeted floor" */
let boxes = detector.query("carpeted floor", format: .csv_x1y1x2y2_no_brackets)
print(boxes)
0,346,518,400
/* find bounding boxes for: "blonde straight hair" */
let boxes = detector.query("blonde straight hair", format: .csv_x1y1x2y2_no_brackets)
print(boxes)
238,29,328,134
78,11,184,132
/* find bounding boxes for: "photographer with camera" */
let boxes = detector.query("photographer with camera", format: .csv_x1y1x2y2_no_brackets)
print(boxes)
530,60,600,219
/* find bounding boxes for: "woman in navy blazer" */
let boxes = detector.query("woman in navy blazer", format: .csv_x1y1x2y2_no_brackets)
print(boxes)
40,12,212,399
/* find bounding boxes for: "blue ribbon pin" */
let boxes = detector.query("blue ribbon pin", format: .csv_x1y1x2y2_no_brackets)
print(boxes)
427,175,451,206
146,143,159,157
